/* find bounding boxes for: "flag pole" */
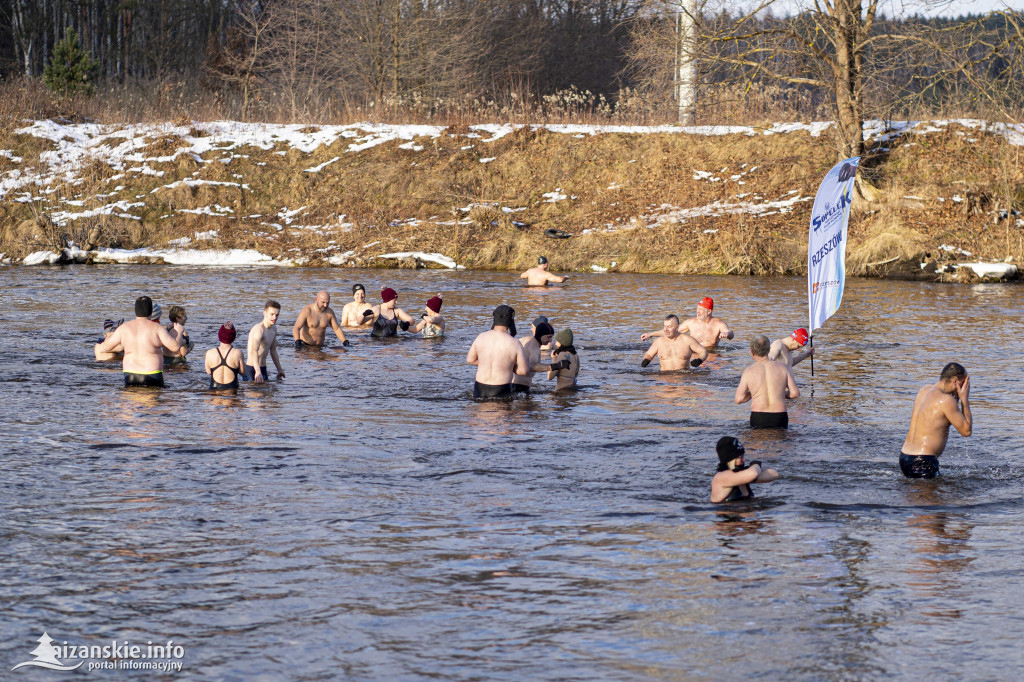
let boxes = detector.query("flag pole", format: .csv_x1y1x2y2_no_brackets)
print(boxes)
809,335,814,376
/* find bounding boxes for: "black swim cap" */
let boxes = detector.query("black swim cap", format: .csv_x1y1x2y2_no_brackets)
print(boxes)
492,304,516,337
534,322,554,342
538,256,548,265
353,284,365,294
135,296,153,318
716,436,745,470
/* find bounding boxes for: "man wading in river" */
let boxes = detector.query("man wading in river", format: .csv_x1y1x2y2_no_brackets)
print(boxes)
95,296,182,388
641,297,733,349
641,314,708,371
768,328,814,368
735,335,799,428
244,301,286,384
467,305,530,398
293,291,349,348
899,362,972,479
520,256,569,286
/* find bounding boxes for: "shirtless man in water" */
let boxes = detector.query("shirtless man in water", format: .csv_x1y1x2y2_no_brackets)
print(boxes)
735,335,799,428
293,291,349,347
340,284,375,327
244,301,285,384
768,327,814,368
641,315,708,371
899,362,972,479
94,296,181,387
641,297,733,349
467,304,529,398
520,256,569,286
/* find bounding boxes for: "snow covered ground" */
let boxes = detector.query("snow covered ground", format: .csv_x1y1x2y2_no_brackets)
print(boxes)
3,117,1020,277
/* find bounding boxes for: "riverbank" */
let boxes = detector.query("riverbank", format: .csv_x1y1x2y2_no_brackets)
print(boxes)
1,117,1020,281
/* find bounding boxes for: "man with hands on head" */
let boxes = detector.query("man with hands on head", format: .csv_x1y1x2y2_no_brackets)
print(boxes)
899,362,972,479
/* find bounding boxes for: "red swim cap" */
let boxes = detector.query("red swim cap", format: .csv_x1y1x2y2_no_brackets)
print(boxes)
791,328,809,346
426,295,442,313
381,287,398,303
219,323,237,344
699,297,713,311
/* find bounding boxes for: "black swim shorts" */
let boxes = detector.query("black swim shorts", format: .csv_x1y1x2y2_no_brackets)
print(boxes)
474,382,513,399
123,372,165,388
750,411,789,429
899,453,940,479
510,383,531,395
241,366,269,382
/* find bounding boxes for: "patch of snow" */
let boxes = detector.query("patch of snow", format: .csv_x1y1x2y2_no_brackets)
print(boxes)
50,200,145,225
304,156,340,173
590,264,608,272
376,251,463,269
277,206,307,224
398,142,424,151
23,250,62,265
0,150,23,162
961,262,1018,279
195,230,219,240
480,157,496,163
542,190,568,202
71,246,288,266
177,205,234,216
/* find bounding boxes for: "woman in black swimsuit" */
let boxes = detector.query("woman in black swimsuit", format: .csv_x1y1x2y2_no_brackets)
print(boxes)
205,323,245,392
369,287,416,338
710,437,779,503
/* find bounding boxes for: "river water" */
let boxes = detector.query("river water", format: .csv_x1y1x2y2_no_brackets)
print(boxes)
1,266,1021,680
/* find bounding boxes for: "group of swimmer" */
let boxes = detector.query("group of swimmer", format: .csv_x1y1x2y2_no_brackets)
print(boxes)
93,254,974,501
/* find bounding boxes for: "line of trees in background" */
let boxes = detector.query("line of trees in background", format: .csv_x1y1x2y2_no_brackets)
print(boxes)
0,0,1021,131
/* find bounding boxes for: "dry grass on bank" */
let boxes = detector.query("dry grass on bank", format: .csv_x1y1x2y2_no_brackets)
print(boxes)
1,100,1021,278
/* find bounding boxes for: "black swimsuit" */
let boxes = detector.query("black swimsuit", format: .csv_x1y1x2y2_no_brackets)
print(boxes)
371,313,399,338
722,483,753,502
209,348,240,391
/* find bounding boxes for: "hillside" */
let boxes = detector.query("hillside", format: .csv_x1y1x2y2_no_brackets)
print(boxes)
0,117,1020,281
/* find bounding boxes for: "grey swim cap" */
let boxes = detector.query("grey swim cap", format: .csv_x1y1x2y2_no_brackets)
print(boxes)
149,303,162,320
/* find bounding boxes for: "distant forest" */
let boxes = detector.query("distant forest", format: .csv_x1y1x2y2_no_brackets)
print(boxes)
0,1,1020,123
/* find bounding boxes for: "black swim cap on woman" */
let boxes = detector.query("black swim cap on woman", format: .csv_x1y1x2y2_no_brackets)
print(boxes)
534,322,554,342
716,437,745,470
353,284,365,294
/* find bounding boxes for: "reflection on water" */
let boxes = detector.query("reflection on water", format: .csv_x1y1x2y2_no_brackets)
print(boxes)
1,266,1022,679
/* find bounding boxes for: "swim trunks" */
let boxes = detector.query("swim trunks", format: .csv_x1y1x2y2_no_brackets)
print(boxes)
123,371,164,388
474,381,513,399
294,339,320,350
510,383,531,395
241,365,269,382
899,453,940,479
750,411,789,429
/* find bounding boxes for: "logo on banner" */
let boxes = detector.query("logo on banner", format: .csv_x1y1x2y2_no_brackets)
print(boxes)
811,188,852,233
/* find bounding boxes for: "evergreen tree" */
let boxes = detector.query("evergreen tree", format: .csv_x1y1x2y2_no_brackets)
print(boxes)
43,29,99,97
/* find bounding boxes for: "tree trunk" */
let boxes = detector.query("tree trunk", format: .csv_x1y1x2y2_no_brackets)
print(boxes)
675,0,697,125
833,0,864,159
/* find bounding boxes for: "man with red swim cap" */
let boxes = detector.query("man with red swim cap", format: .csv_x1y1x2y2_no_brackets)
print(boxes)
640,296,734,349
768,327,815,368
205,323,245,392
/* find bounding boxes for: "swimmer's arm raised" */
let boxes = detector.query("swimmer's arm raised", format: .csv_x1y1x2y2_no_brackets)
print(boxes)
755,465,779,483
717,321,734,340
95,327,123,353
640,329,663,342
790,346,813,366
944,377,972,436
